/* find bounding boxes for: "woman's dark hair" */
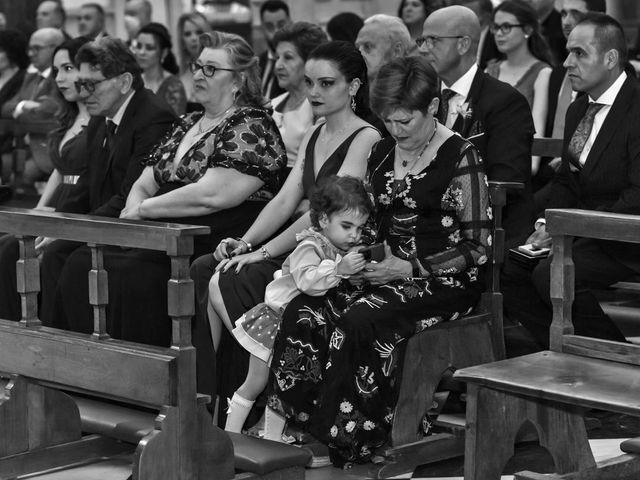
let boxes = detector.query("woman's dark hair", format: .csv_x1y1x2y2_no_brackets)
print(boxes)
76,37,144,91
200,30,264,108
370,55,439,119
272,21,328,62
326,12,364,44
51,36,92,129
397,0,443,23
307,41,371,119
310,175,373,229
494,0,553,64
136,22,180,75
0,29,29,70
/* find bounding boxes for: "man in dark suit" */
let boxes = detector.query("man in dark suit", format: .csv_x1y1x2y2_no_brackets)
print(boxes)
37,37,176,327
1,27,65,187
503,13,640,347
420,5,535,250
258,0,290,100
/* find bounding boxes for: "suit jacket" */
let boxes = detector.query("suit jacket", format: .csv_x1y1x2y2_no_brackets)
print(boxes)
547,76,640,271
545,66,568,138
478,30,500,71
1,71,45,118
258,49,285,100
541,9,566,67
446,69,535,249
57,88,176,217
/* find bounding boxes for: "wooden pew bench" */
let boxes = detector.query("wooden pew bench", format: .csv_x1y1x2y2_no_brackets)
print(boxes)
362,181,522,478
0,207,309,479
454,209,640,480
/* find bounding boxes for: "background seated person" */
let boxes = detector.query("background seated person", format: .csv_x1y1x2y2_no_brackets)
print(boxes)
176,11,211,111
54,31,287,349
502,13,640,348
132,22,187,116
0,36,91,321
1,27,65,188
192,40,381,423
266,55,491,466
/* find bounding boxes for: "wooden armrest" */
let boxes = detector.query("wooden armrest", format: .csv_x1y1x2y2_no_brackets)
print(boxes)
488,181,524,190
546,209,640,244
0,206,210,252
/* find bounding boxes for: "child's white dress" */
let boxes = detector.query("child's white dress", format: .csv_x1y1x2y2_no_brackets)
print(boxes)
233,228,348,363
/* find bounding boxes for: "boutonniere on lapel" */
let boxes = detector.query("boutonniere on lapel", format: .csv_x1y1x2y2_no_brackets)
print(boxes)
455,102,473,119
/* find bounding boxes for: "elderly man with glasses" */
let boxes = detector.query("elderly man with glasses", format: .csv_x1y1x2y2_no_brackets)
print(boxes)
418,5,535,252
33,37,176,327
1,27,64,189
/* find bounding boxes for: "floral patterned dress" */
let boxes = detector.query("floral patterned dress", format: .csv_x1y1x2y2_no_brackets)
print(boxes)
267,133,492,466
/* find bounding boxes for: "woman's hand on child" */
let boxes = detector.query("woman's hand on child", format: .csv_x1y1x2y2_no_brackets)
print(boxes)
360,243,412,285
337,251,366,276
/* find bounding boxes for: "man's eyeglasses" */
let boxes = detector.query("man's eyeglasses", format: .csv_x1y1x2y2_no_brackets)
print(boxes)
489,23,525,35
415,35,466,49
74,77,112,94
28,44,56,54
189,62,236,78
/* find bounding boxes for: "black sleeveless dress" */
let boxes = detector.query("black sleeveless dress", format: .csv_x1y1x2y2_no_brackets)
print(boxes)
210,123,375,425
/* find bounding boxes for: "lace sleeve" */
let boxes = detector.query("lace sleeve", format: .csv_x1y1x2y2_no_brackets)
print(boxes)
423,143,492,275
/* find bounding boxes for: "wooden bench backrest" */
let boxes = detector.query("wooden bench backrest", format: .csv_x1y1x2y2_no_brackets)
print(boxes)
546,208,640,364
0,206,210,407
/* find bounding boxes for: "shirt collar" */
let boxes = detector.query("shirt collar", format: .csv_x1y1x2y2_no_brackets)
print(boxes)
589,71,627,106
443,63,478,99
27,64,50,77
107,90,135,127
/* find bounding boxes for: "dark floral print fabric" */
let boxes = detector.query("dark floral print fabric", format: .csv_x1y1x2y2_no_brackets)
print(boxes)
144,107,286,202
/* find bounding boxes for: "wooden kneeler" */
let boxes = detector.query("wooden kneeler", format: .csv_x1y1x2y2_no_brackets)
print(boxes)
0,207,234,479
455,209,640,480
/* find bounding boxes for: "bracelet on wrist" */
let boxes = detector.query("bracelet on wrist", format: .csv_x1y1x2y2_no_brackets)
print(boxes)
236,237,252,252
261,245,272,260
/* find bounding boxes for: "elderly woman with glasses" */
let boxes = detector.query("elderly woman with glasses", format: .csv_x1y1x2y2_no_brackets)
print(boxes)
54,31,287,348
484,0,552,175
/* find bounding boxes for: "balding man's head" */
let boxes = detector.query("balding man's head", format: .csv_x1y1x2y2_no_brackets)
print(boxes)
28,27,64,71
356,14,412,81
419,6,480,85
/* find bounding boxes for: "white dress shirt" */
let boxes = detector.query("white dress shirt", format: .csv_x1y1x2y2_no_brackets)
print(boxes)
441,64,478,129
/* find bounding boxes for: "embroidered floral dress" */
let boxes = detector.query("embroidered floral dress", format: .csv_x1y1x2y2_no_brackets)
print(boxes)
267,134,492,466
233,228,347,364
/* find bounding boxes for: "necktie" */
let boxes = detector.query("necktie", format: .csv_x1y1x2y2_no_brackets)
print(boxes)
261,55,276,98
567,102,604,168
438,88,457,127
104,120,117,152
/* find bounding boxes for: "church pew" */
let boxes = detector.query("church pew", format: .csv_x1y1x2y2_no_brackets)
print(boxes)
454,209,640,480
0,207,309,479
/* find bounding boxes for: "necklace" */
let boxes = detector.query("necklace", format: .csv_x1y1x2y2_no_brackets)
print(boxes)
197,105,235,135
396,119,438,168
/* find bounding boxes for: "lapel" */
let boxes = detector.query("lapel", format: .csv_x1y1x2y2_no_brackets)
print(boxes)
581,77,635,178
452,69,483,137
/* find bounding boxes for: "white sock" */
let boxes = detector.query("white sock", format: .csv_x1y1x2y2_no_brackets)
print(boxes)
224,392,254,433
264,406,286,442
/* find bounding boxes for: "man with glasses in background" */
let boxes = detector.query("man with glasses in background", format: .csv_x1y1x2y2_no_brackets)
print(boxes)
419,5,534,251
1,27,64,191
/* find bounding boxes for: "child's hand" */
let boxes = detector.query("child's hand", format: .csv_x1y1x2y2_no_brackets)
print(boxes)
337,251,366,276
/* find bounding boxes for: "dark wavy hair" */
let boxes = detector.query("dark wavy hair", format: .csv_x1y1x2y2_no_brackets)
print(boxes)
309,175,373,229
51,36,92,129
136,22,180,75
0,29,29,70
307,41,371,120
273,21,328,62
370,55,439,119
199,30,264,108
76,37,144,90
494,0,553,64
326,12,364,44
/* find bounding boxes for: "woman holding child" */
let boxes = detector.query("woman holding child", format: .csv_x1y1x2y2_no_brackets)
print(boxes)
266,56,492,466
191,40,381,422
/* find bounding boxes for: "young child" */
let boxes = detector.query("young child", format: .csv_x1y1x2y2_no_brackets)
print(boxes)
224,175,374,438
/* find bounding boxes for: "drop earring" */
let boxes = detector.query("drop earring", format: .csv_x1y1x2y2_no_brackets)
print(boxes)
350,95,356,111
